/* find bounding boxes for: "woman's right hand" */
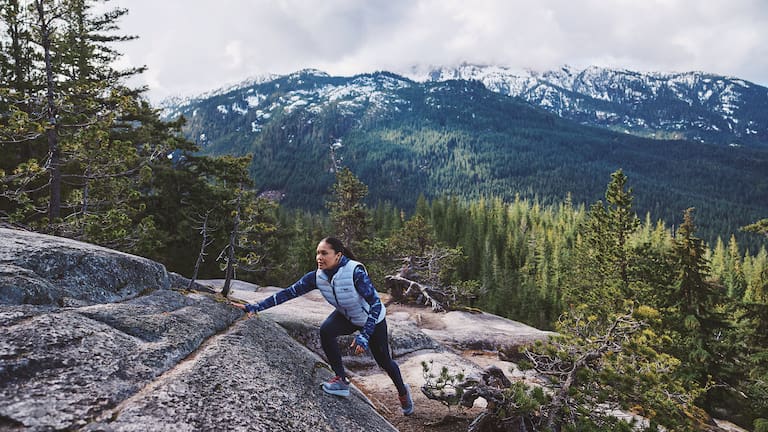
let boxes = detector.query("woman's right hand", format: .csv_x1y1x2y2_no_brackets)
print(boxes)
230,301,254,318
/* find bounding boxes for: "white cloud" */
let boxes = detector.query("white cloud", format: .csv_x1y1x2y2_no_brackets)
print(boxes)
112,0,768,103
224,40,244,70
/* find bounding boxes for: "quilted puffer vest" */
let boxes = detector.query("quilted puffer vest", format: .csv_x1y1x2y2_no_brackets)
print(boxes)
316,259,386,327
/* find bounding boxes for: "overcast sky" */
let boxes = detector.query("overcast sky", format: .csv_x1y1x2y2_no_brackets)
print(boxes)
111,0,768,103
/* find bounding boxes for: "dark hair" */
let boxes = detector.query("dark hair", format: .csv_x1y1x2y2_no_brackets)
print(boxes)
321,237,356,260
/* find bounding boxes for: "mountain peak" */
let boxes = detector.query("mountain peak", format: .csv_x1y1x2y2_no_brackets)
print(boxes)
405,63,767,147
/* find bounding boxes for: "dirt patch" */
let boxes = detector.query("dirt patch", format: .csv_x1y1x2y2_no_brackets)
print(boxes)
352,372,484,432
349,350,494,432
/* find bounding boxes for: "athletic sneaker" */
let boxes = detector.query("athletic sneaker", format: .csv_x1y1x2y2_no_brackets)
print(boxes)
399,384,415,416
322,376,350,397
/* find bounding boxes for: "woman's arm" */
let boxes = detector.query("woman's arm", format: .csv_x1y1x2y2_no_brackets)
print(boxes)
239,271,317,313
353,265,383,339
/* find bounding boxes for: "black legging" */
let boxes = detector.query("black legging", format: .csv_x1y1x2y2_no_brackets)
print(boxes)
319,310,407,395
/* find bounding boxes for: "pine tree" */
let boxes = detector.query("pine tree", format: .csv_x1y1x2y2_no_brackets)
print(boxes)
742,218,768,237
220,184,278,298
522,304,700,431
665,208,729,390
710,237,727,285
326,167,370,248
733,301,768,425
743,247,768,304
725,235,747,299
564,170,641,316
0,0,172,251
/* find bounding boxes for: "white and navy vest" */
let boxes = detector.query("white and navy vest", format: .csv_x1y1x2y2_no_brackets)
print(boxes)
316,259,386,327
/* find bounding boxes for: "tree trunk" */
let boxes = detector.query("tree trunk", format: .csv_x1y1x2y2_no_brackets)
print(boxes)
221,190,242,297
385,274,446,312
35,0,61,225
188,212,211,290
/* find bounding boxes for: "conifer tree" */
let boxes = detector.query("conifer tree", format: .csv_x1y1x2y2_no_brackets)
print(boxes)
742,218,768,237
326,167,370,248
220,185,278,298
564,170,642,316
743,247,768,304
736,220,768,425
665,208,729,390
733,301,768,425
0,0,176,252
710,237,727,285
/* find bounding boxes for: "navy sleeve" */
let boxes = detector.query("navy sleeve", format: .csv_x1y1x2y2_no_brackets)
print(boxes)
245,271,317,313
353,265,382,339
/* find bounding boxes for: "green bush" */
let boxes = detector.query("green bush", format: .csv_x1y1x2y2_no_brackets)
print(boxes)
755,418,768,432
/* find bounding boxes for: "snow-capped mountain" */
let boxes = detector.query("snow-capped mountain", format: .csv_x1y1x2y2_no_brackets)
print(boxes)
406,64,768,147
160,69,414,135
158,66,768,247
163,64,768,149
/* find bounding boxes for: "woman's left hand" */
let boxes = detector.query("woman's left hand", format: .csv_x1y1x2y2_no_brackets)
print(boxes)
350,334,369,355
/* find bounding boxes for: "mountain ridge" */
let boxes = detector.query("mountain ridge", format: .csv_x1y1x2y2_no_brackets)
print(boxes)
163,64,768,148
159,66,768,248
407,63,768,147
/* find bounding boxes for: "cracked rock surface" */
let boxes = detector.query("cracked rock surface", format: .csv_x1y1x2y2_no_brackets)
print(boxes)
0,228,395,432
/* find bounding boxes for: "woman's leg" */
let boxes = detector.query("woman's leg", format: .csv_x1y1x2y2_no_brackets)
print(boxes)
368,318,407,395
319,310,358,378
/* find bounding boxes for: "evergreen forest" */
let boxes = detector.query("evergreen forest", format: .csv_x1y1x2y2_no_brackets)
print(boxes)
2,1,768,430
170,71,768,253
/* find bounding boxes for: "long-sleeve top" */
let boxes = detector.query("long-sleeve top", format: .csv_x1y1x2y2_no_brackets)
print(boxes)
245,256,383,339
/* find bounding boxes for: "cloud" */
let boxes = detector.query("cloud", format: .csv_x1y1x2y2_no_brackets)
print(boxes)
224,40,244,70
112,0,768,102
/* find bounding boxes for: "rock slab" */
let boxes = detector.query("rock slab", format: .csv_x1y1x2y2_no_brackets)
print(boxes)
0,228,169,306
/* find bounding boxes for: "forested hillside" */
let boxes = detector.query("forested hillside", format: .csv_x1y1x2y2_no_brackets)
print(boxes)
164,71,768,250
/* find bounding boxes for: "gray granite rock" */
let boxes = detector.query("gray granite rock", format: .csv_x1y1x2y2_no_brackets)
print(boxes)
84,317,396,432
0,289,241,431
0,228,396,431
0,228,169,306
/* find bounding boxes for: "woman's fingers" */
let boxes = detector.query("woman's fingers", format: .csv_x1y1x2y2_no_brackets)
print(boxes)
349,340,365,355
230,302,253,318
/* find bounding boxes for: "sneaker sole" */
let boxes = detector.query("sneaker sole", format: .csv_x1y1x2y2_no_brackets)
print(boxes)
321,385,350,397
323,388,350,397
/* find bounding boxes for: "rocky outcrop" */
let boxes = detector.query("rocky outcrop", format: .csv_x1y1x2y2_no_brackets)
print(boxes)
0,229,396,431
0,228,169,306
5,228,745,432
242,286,552,357
1,290,239,430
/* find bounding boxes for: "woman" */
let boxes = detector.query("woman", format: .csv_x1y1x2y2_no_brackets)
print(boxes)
231,237,415,416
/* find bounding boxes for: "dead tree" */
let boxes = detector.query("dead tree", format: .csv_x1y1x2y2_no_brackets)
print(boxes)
219,187,243,298
385,249,482,312
384,256,447,312
188,210,215,290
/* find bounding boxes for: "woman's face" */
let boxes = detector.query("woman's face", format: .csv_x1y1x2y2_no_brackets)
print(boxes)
316,240,342,270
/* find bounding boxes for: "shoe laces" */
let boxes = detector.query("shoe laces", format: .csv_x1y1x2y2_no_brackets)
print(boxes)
329,376,344,384
399,392,411,407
